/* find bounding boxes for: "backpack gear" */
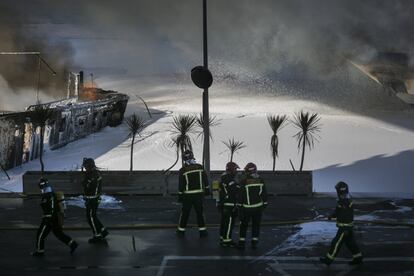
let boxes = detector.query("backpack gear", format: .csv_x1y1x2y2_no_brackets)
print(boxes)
178,163,209,195
238,174,268,209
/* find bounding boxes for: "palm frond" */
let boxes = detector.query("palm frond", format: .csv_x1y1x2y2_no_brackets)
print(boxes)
222,138,246,154
267,114,287,134
195,113,221,140
29,104,55,127
267,114,287,171
126,113,146,138
291,111,321,150
170,114,196,152
171,114,196,135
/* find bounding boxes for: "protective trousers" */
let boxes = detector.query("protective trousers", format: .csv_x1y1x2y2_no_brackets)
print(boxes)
35,217,73,252
220,206,237,242
239,207,262,243
326,228,362,261
178,194,206,232
85,198,105,237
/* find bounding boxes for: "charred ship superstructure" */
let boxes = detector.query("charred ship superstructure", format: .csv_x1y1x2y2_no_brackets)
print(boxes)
0,71,128,170
351,52,414,105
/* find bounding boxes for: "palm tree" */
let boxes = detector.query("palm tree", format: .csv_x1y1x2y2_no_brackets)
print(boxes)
292,111,321,171
125,113,146,171
267,115,287,171
222,138,246,162
195,113,221,166
29,104,55,173
168,114,196,169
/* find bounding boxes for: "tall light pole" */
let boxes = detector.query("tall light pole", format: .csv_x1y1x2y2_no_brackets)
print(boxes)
191,1,213,178
202,0,210,178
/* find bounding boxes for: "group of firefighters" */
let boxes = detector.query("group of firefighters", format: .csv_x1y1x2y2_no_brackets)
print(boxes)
32,158,107,257
177,150,267,251
31,150,363,266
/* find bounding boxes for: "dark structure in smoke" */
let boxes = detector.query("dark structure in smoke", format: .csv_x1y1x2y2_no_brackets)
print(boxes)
0,2,76,98
1,0,414,108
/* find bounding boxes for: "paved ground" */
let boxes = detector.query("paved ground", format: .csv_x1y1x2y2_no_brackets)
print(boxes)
0,195,413,275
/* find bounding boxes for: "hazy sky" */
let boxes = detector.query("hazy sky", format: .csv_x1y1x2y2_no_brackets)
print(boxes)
0,0,413,93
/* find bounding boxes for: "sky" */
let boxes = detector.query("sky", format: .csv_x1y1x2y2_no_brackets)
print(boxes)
0,0,414,109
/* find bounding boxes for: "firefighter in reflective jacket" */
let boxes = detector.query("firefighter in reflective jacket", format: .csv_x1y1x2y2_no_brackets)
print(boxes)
218,162,240,247
32,178,78,256
320,181,363,266
237,163,268,249
82,158,108,243
177,150,210,237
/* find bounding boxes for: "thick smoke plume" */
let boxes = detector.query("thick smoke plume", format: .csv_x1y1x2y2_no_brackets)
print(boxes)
1,0,414,111
0,2,76,110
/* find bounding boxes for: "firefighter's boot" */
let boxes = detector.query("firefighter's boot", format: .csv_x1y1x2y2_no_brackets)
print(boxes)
70,241,78,255
348,257,363,266
319,257,332,266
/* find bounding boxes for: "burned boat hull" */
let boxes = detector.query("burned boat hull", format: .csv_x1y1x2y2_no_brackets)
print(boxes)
0,84,129,170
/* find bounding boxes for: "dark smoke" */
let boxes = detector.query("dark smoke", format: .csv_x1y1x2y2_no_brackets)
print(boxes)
1,0,414,111
57,0,414,80
0,1,76,101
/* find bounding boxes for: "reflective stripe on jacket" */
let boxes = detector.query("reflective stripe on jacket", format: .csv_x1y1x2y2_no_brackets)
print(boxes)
238,175,268,208
178,163,209,195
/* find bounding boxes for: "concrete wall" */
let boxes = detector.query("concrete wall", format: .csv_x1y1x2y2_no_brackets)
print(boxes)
23,171,312,196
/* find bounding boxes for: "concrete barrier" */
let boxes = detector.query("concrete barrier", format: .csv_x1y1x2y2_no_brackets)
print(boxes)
23,170,312,196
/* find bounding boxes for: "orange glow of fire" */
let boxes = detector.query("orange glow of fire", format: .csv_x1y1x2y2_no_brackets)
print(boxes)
83,81,97,89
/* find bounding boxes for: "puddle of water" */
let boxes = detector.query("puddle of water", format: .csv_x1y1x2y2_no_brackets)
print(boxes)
66,195,123,210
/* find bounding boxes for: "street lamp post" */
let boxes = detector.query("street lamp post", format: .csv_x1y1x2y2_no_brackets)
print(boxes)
202,0,210,178
190,1,212,178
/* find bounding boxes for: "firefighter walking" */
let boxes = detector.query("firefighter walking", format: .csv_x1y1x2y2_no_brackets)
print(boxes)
176,150,210,237
320,181,363,266
218,162,240,247
238,163,268,249
82,158,108,243
32,178,78,256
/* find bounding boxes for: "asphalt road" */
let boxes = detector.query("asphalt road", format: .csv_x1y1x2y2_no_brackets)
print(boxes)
0,195,413,275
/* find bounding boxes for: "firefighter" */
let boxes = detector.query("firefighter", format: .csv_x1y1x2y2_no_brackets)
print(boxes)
218,162,240,247
32,178,78,256
237,163,268,249
176,150,210,238
320,181,363,266
82,158,108,243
